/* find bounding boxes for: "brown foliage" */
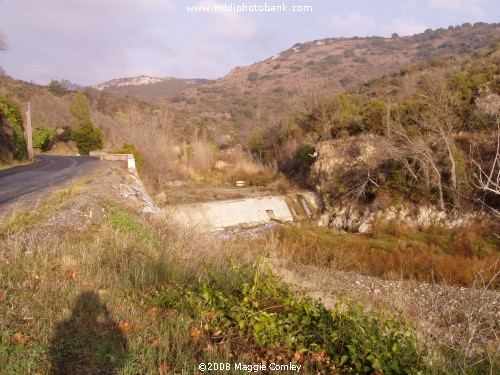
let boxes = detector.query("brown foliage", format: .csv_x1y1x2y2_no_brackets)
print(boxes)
272,224,499,287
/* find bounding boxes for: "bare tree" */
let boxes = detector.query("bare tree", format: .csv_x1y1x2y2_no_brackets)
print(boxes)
389,72,464,211
471,120,500,216
391,119,446,210
416,75,462,208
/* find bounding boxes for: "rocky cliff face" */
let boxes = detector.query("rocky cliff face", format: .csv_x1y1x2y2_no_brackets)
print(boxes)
310,135,479,232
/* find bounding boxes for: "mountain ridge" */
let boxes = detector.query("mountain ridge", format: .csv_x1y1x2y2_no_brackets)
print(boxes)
89,75,212,102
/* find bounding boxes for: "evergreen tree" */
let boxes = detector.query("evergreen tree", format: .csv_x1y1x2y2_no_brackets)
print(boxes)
71,120,103,155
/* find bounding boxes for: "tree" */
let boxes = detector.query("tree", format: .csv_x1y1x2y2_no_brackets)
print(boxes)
71,120,103,155
362,98,387,135
0,31,6,76
70,91,91,123
48,80,78,97
471,121,500,215
32,125,55,151
389,72,466,210
416,74,463,208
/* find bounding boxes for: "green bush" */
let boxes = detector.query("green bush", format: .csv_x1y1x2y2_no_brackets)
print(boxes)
0,96,26,160
71,120,104,155
32,126,55,151
111,143,144,171
149,261,426,374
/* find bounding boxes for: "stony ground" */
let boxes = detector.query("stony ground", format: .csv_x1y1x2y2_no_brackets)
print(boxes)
276,262,499,359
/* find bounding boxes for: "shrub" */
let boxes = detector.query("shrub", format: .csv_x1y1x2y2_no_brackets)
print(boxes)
112,142,144,171
149,261,426,374
247,72,259,82
71,120,104,155
0,96,26,160
32,125,55,151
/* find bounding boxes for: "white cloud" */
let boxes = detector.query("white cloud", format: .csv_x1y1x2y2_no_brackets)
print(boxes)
428,0,490,18
330,13,377,37
383,18,428,36
194,0,259,39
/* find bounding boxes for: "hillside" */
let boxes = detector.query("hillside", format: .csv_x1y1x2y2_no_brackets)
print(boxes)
248,36,500,210
163,22,499,139
91,75,212,102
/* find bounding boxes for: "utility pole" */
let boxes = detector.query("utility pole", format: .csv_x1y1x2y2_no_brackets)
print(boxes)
26,102,34,161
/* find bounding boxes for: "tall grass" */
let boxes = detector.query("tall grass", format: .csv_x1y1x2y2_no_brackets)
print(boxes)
270,222,499,287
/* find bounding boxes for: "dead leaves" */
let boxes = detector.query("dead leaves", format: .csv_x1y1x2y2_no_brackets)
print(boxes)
189,326,205,339
118,319,133,333
205,310,218,320
63,269,77,280
147,307,160,315
150,335,161,348
158,362,170,374
293,351,305,362
13,333,30,345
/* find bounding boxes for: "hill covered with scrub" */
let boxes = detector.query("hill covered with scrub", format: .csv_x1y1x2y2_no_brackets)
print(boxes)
162,22,499,140
250,36,500,216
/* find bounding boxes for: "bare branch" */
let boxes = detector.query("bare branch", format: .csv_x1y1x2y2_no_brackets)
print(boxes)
471,119,500,197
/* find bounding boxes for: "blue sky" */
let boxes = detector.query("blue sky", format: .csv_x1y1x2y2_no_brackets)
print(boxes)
0,0,498,86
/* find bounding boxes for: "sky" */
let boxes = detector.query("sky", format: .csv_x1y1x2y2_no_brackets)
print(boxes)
0,0,498,86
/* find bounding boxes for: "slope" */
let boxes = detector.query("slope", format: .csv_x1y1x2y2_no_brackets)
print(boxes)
164,22,499,139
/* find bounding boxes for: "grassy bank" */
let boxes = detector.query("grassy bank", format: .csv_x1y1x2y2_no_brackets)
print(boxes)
0,190,430,374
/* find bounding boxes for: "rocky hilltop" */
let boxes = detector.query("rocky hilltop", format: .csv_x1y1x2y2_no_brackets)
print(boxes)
90,75,212,102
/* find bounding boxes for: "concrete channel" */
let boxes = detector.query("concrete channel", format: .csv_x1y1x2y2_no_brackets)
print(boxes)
165,192,319,231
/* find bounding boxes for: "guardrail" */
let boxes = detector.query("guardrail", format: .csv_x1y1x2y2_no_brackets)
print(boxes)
89,152,136,170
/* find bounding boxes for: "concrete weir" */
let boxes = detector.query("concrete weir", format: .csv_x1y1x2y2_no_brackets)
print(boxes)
166,194,316,231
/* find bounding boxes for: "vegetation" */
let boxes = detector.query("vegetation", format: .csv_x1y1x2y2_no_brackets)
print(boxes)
165,23,498,142
70,90,91,123
0,24,499,374
0,96,26,161
69,91,104,155
71,120,104,155
32,125,55,151
0,181,429,374
270,223,499,287
112,142,144,171
0,31,6,55
250,40,500,212
149,262,425,374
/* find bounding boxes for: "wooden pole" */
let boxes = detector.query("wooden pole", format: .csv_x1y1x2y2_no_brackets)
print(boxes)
26,102,34,161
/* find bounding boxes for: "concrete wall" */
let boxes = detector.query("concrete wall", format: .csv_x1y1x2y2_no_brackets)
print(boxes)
166,196,294,231
90,152,136,170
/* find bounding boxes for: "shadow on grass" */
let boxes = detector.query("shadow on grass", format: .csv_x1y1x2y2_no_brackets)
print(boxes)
49,291,128,374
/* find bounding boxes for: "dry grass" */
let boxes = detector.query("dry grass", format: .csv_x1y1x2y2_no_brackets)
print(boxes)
0,194,260,373
269,222,500,287
0,159,34,171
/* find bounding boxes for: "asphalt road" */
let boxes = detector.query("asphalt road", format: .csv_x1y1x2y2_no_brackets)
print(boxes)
0,154,108,207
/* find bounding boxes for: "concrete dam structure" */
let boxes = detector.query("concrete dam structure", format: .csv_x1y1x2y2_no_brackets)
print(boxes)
166,193,318,231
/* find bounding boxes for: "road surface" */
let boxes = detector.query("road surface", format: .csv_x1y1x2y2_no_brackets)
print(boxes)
0,155,110,208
